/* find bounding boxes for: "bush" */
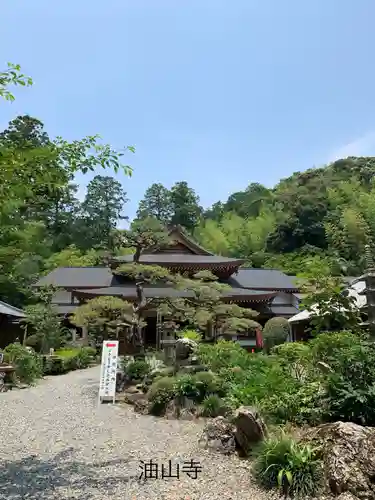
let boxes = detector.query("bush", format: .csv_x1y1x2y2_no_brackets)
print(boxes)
4,343,43,384
74,347,93,368
252,433,323,498
43,356,66,375
197,340,257,372
263,317,290,351
126,360,150,381
43,347,95,375
148,376,177,415
174,374,201,401
320,336,375,425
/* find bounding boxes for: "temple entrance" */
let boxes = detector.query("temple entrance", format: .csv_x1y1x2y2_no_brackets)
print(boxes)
144,317,157,348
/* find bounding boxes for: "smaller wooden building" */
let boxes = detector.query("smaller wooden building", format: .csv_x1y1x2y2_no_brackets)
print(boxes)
0,301,25,348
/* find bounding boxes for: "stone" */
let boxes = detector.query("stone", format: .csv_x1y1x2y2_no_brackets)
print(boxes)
133,398,151,415
175,338,197,361
116,371,130,393
179,407,197,421
124,392,147,405
199,416,236,455
125,386,140,394
179,365,207,374
165,399,180,419
303,421,375,499
233,406,267,455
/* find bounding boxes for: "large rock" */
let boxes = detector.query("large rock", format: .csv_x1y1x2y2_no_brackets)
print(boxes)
233,406,267,455
199,417,236,455
303,421,375,499
134,398,151,415
175,338,197,361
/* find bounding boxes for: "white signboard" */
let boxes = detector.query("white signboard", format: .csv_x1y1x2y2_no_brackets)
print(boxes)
98,340,119,404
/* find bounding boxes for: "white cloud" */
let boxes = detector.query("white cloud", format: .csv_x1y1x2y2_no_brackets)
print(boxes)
328,130,375,163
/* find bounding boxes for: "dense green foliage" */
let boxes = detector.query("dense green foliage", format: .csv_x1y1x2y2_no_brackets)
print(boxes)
4,343,43,384
195,334,375,427
193,157,375,276
126,360,151,381
3,344,96,383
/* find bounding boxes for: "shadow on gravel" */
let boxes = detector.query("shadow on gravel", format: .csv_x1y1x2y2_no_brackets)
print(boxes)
0,447,137,499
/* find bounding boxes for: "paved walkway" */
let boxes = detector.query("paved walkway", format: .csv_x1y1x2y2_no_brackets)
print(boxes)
0,366,277,500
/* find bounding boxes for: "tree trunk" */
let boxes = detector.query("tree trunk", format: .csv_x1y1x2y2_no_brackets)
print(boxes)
81,326,89,346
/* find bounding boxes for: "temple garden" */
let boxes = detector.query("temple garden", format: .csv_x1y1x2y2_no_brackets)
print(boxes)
2,219,375,499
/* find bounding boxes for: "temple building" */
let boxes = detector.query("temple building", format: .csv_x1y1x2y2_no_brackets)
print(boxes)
35,227,300,350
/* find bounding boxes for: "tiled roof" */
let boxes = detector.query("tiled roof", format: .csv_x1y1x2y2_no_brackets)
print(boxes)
0,300,25,318
35,266,300,293
112,254,245,265
269,305,299,316
34,267,113,288
229,269,299,291
52,304,77,315
72,286,276,302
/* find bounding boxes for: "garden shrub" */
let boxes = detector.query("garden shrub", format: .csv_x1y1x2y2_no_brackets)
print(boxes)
197,340,254,371
174,374,201,401
252,433,323,498
263,317,290,352
272,342,312,382
44,347,95,375
148,376,177,415
320,337,375,425
194,370,226,398
43,356,66,375
4,343,43,384
126,360,150,381
74,347,93,368
173,371,225,403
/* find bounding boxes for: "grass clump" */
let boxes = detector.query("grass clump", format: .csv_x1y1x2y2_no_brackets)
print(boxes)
252,433,323,498
200,394,226,417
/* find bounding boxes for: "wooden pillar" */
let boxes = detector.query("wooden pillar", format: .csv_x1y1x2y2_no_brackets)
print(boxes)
156,310,162,350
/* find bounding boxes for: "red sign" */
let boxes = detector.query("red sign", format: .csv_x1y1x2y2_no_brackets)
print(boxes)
106,343,117,348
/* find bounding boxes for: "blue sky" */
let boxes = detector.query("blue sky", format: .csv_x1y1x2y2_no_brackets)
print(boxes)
1,0,375,219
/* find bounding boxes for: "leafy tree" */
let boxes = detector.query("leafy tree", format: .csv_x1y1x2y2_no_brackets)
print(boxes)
224,183,272,218
300,275,362,335
136,183,172,223
79,175,128,250
44,245,100,271
22,303,67,353
203,201,225,221
0,63,32,102
115,217,170,262
170,181,202,231
71,296,133,346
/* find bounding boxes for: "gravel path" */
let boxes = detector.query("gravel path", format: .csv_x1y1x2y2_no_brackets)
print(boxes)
0,366,279,500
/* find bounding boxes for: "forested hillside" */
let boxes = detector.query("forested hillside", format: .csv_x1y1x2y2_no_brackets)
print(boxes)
1,111,374,308
137,157,375,278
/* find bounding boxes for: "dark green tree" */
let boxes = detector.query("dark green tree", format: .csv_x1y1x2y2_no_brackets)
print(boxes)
79,175,128,250
136,183,172,223
170,181,202,231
